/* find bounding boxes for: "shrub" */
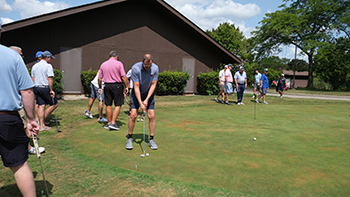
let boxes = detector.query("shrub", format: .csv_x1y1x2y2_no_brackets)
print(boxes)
81,69,98,95
196,71,220,95
28,68,63,95
157,71,190,95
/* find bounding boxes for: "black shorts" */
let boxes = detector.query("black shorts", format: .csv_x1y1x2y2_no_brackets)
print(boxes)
104,83,124,106
34,86,58,106
0,114,29,167
130,91,155,110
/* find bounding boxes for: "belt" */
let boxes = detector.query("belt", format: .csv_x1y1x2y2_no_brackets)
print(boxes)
35,85,49,88
0,111,19,115
238,83,245,85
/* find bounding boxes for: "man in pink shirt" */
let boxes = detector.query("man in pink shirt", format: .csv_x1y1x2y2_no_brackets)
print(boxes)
98,51,129,130
224,64,234,105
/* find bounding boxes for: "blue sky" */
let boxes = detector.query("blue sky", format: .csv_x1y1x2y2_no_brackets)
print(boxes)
1,0,299,59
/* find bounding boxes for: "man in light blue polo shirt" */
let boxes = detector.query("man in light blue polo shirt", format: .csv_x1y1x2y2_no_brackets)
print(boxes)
126,54,159,150
0,24,40,197
234,66,247,105
257,68,269,104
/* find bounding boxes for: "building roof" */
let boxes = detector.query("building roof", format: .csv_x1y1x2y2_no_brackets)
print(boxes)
2,0,241,64
283,70,309,76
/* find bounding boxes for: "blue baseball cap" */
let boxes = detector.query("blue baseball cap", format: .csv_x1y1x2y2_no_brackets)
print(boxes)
35,51,43,58
42,50,55,59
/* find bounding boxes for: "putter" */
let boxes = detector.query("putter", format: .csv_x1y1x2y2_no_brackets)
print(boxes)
32,133,50,197
51,97,61,132
254,98,256,120
140,112,148,157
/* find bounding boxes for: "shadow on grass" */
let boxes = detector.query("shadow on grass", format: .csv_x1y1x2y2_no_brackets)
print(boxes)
0,179,53,197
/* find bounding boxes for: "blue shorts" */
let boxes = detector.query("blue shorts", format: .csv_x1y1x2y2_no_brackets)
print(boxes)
277,85,284,92
224,82,233,94
34,86,58,106
130,91,155,110
90,84,104,101
262,88,268,95
0,114,29,167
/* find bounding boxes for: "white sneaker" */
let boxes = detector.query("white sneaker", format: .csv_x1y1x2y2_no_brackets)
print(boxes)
255,99,260,103
263,101,268,104
280,96,283,98
148,139,158,150
240,102,245,105
29,146,45,154
126,138,133,150
237,102,241,106
85,111,93,119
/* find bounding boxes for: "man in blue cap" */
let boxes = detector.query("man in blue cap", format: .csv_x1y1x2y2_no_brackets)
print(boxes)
31,50,59,130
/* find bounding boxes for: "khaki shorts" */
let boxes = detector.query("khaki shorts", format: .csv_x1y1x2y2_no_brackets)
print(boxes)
219,82,225,91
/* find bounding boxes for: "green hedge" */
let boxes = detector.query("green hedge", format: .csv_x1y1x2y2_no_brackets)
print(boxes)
157,71,190,95
196,71,220,95
80,69,98,95
28,68,63,95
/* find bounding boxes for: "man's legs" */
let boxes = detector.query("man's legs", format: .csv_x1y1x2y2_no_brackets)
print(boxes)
128,108,138,135
37,105,47,130
110,106,121,125
44,103,58,121
147,109,155,137
10,162,36,197
106,105,112,124
87,97,96,113
98,100,103,117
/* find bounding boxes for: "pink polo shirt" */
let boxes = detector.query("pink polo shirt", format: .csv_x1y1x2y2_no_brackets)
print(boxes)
98,57,126,83
225,69,233,83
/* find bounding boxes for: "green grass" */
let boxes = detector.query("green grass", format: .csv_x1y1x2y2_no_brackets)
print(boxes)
1,94,349,196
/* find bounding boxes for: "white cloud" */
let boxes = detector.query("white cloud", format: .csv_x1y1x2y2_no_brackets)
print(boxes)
13,0,69,19
0,0,12,12
166,0,260,32
1,17,14,24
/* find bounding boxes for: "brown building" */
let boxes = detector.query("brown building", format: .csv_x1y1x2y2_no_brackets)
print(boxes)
283,70,308,88
1,0,240,94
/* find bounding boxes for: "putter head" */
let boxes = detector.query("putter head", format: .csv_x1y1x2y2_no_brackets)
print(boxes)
140,154,145,157
57,129,62,132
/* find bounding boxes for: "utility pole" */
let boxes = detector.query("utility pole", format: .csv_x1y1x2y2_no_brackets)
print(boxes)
292,44,297,89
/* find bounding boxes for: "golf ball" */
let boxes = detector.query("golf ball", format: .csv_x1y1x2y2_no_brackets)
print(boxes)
253,138,256,141
146,153,149,156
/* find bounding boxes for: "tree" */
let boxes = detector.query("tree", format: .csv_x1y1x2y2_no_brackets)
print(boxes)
287,59,308,72
314,37,350,90
252,0,350,88
259,56,290,70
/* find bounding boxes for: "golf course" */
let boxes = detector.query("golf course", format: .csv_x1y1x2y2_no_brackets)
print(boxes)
1,92,349,196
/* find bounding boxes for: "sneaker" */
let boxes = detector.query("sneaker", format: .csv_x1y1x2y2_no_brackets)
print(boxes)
104,124,110,129
240,102,245,105
224,101,232,105
126,138,133,150
148,139,158,150
252,95,255,98
85,111,93,119
98,117,108,123
280,96,283,98
109,123,120,130
237,102,241,106
255,99,260,103
221,100,225,104
263,101,269,104
215,98,219,103
28,147,45,154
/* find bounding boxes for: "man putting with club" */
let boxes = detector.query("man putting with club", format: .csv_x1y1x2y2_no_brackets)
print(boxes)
126,54,159,150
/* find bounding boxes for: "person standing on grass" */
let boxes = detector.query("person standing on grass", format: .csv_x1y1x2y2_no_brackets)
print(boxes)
31,50,59,131
98,51,129,130
0,23,40,197
10,46,45,155
223,64,233,105
276,74,287,98
256,68,269,104
126,54,159,150
215,65,227,103
252,69,262,99
85,70,108,123
234,66,247,106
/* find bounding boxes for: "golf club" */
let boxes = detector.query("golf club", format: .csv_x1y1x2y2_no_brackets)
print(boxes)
254,97,256,120
140,112,148,158
32,133,50,197
51,97,61,132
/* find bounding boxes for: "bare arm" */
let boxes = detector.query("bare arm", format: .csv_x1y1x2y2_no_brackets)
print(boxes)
48,76,55,97
133,82,145,112
20,88,39,135
122,75,129,95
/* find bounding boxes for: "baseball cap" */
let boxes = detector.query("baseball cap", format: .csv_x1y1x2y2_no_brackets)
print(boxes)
0,22,4,32
264,68,268,72
281,74,285,76
225,65,228,68
227,64,233,68
35,51,43,58
239,66,244,70
42,50,55,59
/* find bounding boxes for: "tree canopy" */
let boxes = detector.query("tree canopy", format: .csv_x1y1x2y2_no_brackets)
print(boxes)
252,0,350,88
